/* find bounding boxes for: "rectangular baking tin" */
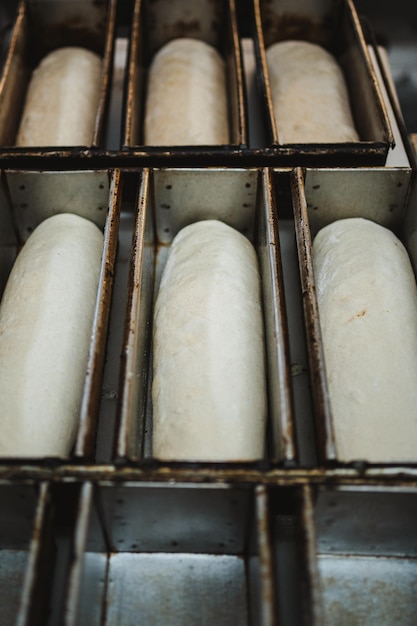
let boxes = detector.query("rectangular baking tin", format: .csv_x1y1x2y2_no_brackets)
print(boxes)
0,168,122,461
115,166,296,465
252,0,394,166
291,165,414,465
122,0,248,151
62,481,277,626
0,0,117,150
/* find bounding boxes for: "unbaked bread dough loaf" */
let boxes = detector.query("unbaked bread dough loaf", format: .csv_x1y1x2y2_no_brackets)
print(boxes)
152,220,266,461
266,40,359,143
144,38,229,145
0,213,103,457
313,217,417,462
16,47,102,147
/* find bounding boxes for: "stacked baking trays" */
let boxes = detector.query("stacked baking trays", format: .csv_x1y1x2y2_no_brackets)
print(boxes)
0,0,417,624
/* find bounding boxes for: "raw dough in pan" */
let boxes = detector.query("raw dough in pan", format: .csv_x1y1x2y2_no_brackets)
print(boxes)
152,219,267,461
266,40,359,143
144,38,229,146
0,213,103,457
313,217,417,462
16,46,102,147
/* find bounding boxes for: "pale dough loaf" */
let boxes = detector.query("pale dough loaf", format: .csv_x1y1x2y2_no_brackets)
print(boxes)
313,217,417,462
0,213,103,457
144,38,229,145
16,47,102,147
266,40,359,143
152,220,267,461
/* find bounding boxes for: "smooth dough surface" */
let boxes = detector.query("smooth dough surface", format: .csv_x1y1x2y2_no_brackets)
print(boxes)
152,220,267,461
313,217,417,462
266,40,359,143
144,38,229,145
0,213,103,457
16,47,102,147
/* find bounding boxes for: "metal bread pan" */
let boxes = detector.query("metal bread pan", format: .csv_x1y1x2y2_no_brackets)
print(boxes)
0,481,54,626
252,0,394,165
313,484,417,625
122,0,248,150
0,0,116,150
115,167,295,465
290,166,414,465
0,168,122,461
62,481,276,626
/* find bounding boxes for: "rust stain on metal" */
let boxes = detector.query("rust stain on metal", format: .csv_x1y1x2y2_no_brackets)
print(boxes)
34,19,107,57
262,14,333,49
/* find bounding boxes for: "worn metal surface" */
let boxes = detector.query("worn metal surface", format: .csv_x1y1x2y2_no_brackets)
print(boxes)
0,1,28,146
63,483,99,626
62,481,278,625
59,480,417,625
315,485,417,556
75,169,123,459
257,168,296,464
107,552,248,626
0,481,53,626
303,167,412,237
18,482,55,626
252,485,277,626
270,486,308,625
115,168,154,460
9,474,410,625
319,554,417,626
5,169,111,236
314,485,417,626
291,168,336,465
153,167,258,242
275,207,318,467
